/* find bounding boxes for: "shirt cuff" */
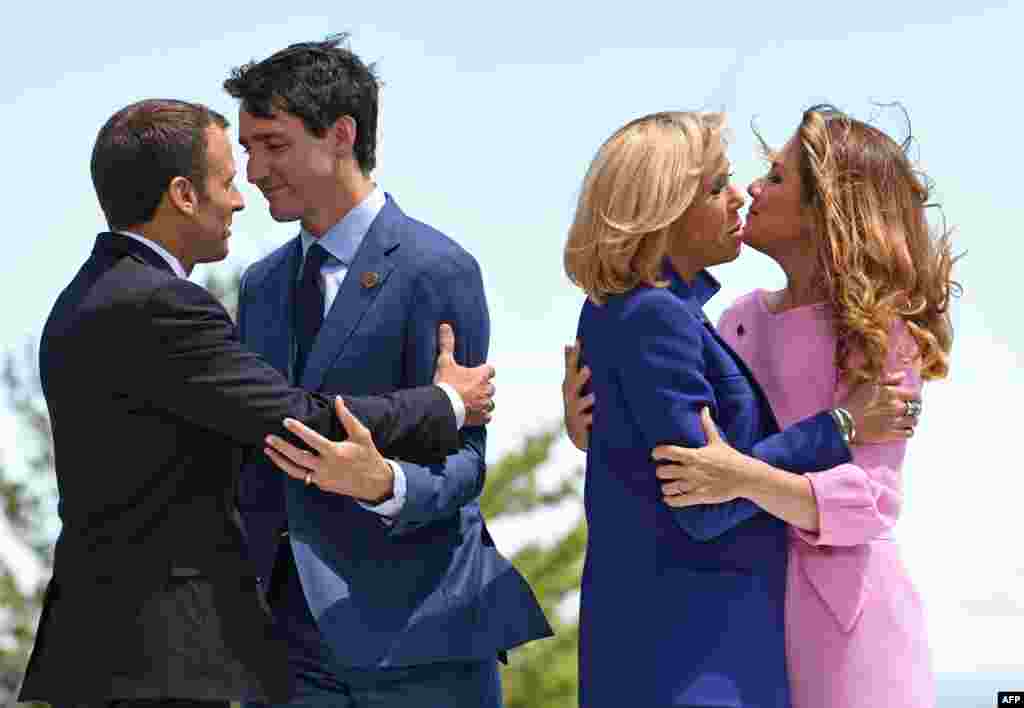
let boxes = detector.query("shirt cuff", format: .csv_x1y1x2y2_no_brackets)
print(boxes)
357,459,406,519
436,382,466,429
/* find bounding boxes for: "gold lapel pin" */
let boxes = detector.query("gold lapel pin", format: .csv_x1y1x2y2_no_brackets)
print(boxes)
360,271,380,289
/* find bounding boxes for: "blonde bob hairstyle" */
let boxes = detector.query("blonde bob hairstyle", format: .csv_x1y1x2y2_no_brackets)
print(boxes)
784,105,960,385
565,111,727,304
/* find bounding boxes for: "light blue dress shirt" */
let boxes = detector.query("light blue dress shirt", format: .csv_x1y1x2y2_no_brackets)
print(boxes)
297,186,465,517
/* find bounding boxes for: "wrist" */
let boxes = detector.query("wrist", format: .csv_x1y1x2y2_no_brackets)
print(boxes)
360,457,395,505
736,457,776,501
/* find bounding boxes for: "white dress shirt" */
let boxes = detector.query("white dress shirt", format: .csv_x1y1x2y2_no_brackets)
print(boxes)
117,231,188,278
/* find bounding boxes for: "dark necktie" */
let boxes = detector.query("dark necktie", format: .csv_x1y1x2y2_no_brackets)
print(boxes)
294,242,331,381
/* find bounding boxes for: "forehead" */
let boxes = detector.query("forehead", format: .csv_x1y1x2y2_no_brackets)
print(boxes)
777,135,801,166
204,124,236,173
238,108,306,142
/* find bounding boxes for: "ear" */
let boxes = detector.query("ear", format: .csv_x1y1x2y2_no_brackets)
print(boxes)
329,115,357,157
166,175,199,217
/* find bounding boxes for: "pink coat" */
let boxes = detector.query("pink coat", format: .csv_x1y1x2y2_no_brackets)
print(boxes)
719,290,935,708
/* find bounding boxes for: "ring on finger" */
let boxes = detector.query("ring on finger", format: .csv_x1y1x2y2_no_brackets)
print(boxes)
904,399,922,418
304,472,313,487
486,400,496,413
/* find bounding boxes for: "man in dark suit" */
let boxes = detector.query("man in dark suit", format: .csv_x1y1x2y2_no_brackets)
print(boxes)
222,36,551,708
18,98,495,708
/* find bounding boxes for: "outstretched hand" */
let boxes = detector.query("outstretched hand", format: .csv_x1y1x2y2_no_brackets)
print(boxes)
433,323,496,426
652,408,756,507
264,396,395,504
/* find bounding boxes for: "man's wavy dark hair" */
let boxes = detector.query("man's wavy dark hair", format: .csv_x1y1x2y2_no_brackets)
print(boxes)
224,33,380,175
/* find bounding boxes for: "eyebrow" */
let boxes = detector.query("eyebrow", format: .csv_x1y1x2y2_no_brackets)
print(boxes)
238,131,287,148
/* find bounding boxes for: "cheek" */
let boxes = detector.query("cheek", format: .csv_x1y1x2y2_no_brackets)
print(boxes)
707,202,727,235
299,147,337,179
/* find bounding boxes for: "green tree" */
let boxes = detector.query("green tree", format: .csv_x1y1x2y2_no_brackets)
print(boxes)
483,428,586,708
0,347,54,707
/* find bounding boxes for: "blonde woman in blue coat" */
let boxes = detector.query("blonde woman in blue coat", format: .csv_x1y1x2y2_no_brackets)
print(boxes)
562,111,894,708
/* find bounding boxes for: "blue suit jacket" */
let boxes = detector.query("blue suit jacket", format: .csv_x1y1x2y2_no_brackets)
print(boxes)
237,196,552,668
577,266,851,708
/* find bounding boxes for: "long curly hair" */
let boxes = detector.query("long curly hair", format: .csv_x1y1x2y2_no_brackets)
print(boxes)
793,104,961,385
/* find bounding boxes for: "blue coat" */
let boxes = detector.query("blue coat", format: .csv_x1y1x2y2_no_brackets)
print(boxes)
236,195,552,668
577,265,851,708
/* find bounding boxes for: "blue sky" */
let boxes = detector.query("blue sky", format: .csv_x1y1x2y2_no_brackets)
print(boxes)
1,0,1020,686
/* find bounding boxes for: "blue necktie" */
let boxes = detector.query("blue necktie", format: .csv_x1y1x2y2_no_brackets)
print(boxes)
294,242,331,381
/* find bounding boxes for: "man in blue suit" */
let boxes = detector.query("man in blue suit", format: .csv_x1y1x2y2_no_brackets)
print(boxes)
223,36,552,707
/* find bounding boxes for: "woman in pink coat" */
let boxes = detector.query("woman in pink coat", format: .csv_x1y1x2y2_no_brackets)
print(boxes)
564,105,958,707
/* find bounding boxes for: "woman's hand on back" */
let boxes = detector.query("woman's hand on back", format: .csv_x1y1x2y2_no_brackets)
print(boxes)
840,371,922,444
563,340,595,451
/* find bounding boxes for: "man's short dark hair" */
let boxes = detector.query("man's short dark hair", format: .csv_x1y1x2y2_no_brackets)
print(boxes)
91,99,229,231
223,33,380,175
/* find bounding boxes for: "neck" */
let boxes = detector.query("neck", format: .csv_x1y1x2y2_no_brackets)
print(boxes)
128,223,193,275
302,173,375,238
767,244,825,311
667,252,700,285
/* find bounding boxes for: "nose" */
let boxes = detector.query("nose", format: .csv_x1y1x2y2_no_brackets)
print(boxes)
728,184,746,211
232,186,245,212
246,151,266,185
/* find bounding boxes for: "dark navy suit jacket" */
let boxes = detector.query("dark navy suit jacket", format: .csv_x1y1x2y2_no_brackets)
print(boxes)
20,233,457,703
577,265,851,708
237,196,552,668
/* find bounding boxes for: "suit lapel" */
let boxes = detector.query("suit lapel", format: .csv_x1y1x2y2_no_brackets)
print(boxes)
300,199,401,390
668,268,784,435
251,239,302,379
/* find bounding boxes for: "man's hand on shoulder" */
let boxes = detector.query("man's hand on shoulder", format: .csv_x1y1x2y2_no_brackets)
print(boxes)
433,323,495,427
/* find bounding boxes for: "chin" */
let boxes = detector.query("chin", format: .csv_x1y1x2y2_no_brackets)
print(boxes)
741,238,768,256
200,248,230,265
269,205,302,223
712,251,742,267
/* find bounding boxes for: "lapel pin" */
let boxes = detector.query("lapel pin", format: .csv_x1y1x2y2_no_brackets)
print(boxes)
737,324,745,336
360,271,380,289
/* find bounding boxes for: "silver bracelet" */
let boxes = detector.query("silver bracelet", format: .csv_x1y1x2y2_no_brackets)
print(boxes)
829,409,849,445
832,407,856,445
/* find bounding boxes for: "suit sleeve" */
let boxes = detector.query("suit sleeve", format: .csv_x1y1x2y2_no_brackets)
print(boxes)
138,277,458,460
387,254,489,533
747,413,851,473
615,292,765,541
